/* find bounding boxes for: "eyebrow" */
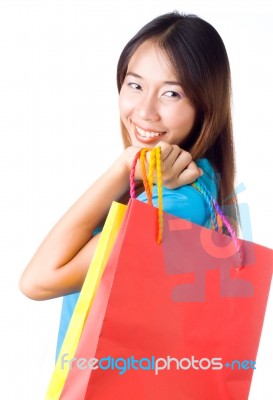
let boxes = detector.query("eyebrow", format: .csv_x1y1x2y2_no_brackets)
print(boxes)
126,72,182,86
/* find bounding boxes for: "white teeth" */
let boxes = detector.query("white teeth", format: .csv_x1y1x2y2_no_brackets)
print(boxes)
135,126,164,138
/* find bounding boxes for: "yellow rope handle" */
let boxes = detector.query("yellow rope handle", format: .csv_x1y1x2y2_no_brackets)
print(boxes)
139,147,163,244
140,148,153,206
155,147,163,244
147,148,156,195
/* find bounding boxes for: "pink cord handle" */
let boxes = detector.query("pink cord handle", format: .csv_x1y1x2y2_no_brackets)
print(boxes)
192,181,243,270
130,150,142,199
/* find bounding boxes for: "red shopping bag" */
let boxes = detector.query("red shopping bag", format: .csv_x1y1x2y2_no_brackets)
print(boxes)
79,199,272,400
60,149,272,400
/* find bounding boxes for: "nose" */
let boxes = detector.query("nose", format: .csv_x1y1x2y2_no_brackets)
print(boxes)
135,93,160,122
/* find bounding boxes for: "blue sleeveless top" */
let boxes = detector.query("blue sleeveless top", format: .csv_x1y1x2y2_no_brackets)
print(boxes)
55,158,218,360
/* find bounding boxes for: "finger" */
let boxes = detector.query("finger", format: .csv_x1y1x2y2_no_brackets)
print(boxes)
161,148,192,184
152,142,186,169
176,161,201,187
169,147,192,171
161,146,183,171
156,141,173,162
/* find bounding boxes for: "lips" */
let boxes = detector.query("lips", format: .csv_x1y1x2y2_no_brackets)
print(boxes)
134,124,166,144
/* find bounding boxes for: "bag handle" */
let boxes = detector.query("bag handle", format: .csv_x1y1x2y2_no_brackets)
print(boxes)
130,148,163,244
192,181,243,270
130,148,242,269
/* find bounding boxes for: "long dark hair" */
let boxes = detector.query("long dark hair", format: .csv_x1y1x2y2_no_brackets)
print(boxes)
117,12,239,232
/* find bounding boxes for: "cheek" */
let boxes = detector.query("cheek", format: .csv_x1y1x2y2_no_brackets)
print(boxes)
185,108,196,130
119,86,138,118
171,105,196,132
119,91,125,117
119,91,134,142
119,94,131,124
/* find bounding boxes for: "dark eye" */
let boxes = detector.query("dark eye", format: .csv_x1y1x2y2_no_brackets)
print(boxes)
128,82,142,90
164,91,181,98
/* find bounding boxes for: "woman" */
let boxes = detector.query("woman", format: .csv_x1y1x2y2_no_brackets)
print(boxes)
19,11,239,360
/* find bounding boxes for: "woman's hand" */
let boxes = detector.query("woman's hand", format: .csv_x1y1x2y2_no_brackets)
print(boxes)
122,141,202,189
156,141,203,189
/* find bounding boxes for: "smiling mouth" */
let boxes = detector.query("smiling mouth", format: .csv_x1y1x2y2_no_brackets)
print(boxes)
135,125,166,138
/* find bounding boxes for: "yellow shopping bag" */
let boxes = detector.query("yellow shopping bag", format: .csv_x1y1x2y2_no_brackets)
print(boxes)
45,201,127,400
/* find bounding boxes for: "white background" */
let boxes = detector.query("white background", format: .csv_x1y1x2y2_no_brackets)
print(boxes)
0,0,272,398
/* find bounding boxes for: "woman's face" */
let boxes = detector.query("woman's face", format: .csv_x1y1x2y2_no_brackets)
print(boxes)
119,40,196,147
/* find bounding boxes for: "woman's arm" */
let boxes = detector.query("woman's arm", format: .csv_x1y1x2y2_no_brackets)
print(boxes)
19,143,202,300
19,153,131,300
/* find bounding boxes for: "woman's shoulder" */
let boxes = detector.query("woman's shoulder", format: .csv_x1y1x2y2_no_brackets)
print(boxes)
195,158,218,198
